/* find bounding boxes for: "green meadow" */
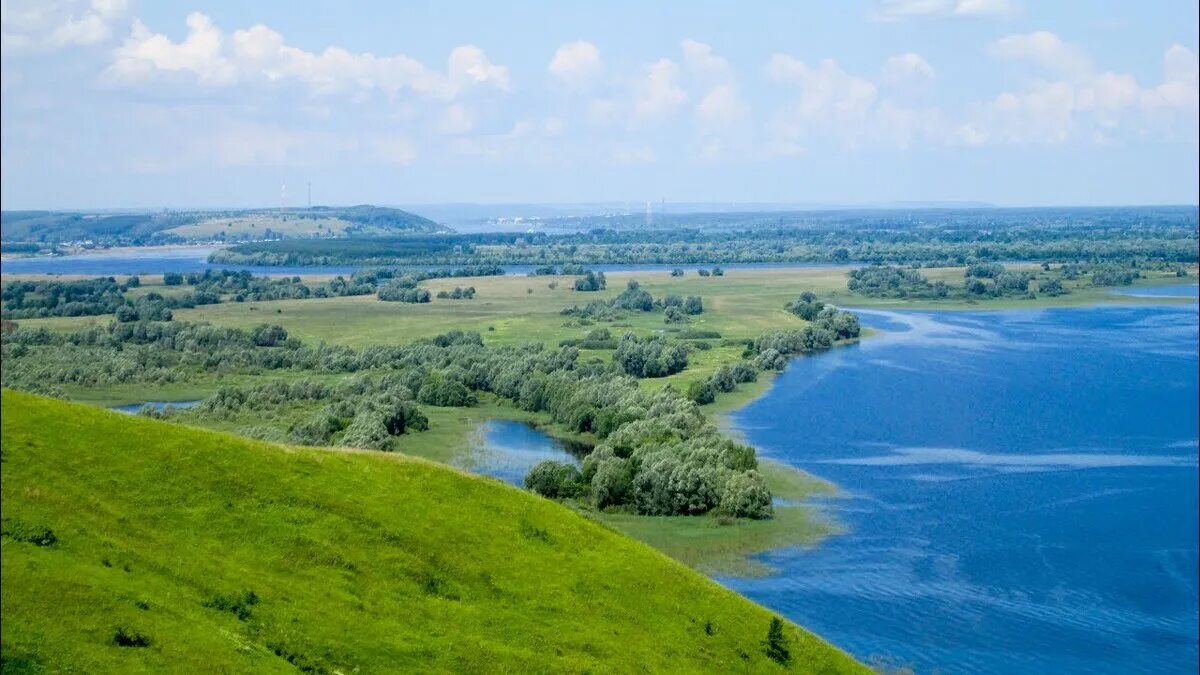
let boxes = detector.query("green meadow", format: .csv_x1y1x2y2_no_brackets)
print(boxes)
1,390,866,673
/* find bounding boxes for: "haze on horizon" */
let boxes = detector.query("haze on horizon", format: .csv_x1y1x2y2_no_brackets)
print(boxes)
2,0,1198,211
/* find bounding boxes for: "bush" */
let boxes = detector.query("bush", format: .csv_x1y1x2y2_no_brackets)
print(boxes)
591,458,633,509
664,307,689,324
687,380,715,404
721,471,773,519
378,282,431,303
574,271,607,291
614,333,688,378
763,618,790,665
203,590,260,621
417,373,477,407
1,519,58,546
525,461,584,499
112,626,153,648
340,410,392,450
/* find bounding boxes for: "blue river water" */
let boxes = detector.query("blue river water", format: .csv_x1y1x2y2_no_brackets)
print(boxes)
727,302,1199,673
476,298,1199,673
1,247,848,277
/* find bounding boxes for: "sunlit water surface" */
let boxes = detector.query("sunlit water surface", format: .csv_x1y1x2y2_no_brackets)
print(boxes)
726,300,1198,673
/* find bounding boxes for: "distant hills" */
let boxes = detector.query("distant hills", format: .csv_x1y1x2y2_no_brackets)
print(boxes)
0,390,865,673
0,205,444,247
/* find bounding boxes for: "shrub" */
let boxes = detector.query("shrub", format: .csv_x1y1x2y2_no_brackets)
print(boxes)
721,471,773,519
417,373,477,407
614,333,688,378
203,590,260,621
340,410,392,450
591,458,633,509
525,461,584,499
763,618,791,665
1,519,58,546
664,307,689,324
574,271,607,291
687,380,716,404
112,626,152,648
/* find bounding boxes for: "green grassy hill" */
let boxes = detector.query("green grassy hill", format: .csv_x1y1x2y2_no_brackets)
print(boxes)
0,391,864,673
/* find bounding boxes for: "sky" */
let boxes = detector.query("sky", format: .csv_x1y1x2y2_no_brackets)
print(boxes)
1,0,1198,210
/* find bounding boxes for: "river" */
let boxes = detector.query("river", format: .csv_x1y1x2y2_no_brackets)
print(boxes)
478,294,1199,673
1,247,850,277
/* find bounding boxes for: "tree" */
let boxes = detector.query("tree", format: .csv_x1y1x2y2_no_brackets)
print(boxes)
163,272,183,286
683,296,703,315
687,380,715,404
574,271,607,291
763,618,791,665
525,461,584,498
722,471,773,519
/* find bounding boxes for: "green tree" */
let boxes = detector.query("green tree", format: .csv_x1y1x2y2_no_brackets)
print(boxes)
763,617,791,666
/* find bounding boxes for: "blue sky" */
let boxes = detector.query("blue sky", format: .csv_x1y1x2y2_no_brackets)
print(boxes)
2,0,1197,209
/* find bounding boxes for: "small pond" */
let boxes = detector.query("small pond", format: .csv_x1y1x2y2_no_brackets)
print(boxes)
468,419,590,485
111,400,201,414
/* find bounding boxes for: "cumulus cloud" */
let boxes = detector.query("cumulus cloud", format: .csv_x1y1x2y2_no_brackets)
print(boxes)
964,36,1199,145
989,30,1093,81
766,53,946,152
680,39,733,85
695,85,749,131
881,52,935,91
870,0,1017,21
2,0,128,50
106,13,237,86
632,58,687,123
102,12,507,100
1141,44,1200,111
548,40,603,90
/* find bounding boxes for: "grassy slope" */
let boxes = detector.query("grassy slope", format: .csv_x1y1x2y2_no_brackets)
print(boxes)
0,391,865,674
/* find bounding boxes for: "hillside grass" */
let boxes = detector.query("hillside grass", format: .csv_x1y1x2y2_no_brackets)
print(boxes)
0,390,866,673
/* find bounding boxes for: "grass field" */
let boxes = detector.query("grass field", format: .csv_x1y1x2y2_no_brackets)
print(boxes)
1,390,866,673
163,215,352,240
11,266,1195,342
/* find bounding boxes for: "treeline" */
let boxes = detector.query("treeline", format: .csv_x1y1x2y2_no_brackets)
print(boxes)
0,266,504,319
209,208,1199,268
846,260,1180,300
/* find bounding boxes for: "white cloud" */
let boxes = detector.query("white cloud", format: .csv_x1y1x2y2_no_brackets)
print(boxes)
766,53,948,152
436,103,474,134
609,142,656,164
766,55,877,118
447,45,510,91
632,58,687,123
1141,45,1199,111
102,13,508,100
374,136,418,165
989,31,1093,81
871,0,1017,21
969,37,1198,144
548,40,603,90
2,0,128,50
680,39,733,85
695,84,749,131
881,52,935,91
